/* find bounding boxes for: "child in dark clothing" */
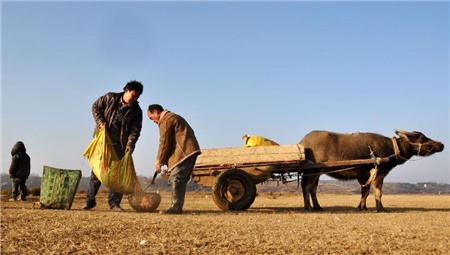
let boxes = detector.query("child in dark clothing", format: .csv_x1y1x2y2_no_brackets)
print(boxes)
9,141,31,201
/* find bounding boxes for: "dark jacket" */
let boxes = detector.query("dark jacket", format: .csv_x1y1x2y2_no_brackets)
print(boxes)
156,110,201,172
9,142,31,179
92,92,143,151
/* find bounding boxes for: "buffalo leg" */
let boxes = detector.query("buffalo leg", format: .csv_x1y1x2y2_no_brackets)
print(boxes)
356,170,372,211
310,177,323,211
301,176,312,211
301,175,321,211
357,184,370,211
373,175,388,212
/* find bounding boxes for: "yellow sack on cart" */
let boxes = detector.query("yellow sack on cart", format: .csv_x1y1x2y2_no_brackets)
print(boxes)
242,134,279,147
83,127,136,194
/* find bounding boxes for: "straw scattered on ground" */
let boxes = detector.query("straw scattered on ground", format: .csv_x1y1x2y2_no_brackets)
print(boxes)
1,193,449,255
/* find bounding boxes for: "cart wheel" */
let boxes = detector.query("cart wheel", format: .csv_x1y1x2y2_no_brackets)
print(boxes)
211,169,256,210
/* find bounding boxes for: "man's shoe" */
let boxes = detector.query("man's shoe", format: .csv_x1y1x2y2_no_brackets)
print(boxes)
81,203,94,210
9,198,17,202
21,197,27,201
111,205,124,212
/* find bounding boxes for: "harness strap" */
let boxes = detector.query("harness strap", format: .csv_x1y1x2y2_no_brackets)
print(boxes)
391,136,401,158
358,132,380,167
362,167,378,188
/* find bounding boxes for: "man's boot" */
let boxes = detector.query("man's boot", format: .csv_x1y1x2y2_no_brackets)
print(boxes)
162,182,186,214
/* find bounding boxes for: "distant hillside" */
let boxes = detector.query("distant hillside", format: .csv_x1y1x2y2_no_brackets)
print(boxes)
1,173,449,194
0,174,208,193
257,179,450,194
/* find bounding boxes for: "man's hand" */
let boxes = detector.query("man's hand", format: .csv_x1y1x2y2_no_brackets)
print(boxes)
155,164,162,173
100,123,106,129
126,146,134,154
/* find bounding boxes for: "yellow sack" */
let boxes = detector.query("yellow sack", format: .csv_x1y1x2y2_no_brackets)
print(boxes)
242,134,279,147
83,127,136,194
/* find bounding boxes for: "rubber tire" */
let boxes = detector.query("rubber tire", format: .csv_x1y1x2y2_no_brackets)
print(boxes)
211,169,257,211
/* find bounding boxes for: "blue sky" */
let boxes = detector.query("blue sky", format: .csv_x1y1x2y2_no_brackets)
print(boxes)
1,1,449,184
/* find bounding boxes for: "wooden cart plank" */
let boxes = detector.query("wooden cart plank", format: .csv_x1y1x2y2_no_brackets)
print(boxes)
194,160,301,170
195,144,305,166
193,157,391,174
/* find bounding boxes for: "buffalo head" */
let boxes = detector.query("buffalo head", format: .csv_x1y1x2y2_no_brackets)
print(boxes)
394,129,444,156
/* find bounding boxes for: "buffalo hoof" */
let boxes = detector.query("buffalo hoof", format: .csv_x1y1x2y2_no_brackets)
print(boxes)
357,205,367,211
313,207,324,211
377,208,389,213
304,206,313,212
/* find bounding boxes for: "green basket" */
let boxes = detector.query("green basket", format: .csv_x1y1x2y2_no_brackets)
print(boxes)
40,166,82,209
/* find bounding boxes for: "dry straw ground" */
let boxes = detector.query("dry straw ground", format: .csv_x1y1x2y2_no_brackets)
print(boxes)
1,192,449,255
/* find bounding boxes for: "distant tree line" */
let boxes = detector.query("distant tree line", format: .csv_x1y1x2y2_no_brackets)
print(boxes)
1,173,449,194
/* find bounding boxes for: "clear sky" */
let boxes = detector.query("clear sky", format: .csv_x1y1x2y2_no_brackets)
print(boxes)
1,1,449,184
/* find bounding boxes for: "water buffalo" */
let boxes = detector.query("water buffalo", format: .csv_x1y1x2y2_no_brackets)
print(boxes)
299,129,444,212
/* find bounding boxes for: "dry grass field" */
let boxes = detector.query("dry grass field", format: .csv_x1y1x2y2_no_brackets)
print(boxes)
1,192,449,255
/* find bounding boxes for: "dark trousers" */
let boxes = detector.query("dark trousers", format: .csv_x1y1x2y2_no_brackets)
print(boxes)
85,171,123,209
11,177,27,199
165,155,198,212
169,155,198,184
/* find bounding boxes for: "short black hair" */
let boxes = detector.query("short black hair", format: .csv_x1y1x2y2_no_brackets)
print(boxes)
148,104,164,112
123,80,144,94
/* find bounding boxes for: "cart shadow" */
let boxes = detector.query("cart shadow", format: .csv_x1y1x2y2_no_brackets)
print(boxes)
2,204,448,214
63,207,450,214
247,206,450,214
183,206,450,214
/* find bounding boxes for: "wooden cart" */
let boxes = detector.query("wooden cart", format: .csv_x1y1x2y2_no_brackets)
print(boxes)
162,144,390,210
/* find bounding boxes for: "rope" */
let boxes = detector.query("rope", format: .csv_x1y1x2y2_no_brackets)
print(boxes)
282,172,301,192
391,136,401,157
395,141,440,162
357,132,379,167
362,167,378,188
301,165,364,177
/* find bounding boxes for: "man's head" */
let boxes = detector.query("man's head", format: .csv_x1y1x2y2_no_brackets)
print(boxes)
123,80,144,104
148,104,164,124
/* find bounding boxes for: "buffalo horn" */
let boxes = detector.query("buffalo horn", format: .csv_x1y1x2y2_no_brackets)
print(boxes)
394,129,420,138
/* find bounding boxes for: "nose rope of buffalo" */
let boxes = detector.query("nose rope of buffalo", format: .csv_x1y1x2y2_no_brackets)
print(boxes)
395,141,439,162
